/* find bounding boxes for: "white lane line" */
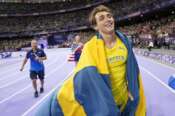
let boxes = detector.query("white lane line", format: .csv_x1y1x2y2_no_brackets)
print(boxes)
0,70,25,81
0,52,62,77
0,54,65,88
137,55,175,71
140,66,175,94
0,56,50,77
21,70,73,116
0,60,55,88
0,58,23,69
0,54,58,81
0,85,31,104
0,55,57,83
0,78,25,89
0,62,22,76
0,60,67,104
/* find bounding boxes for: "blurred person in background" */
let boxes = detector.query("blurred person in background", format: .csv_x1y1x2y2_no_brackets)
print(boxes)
148,40,154,51
164,34,171,49
20,39,47,98
68,34,83,64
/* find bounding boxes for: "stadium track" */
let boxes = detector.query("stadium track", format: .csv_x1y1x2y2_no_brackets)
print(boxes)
0,48,175,116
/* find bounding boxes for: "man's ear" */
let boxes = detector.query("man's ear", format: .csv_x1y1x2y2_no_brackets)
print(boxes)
93,25,98,31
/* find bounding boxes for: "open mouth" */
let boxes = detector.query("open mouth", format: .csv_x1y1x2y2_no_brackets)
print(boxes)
104,21,114,29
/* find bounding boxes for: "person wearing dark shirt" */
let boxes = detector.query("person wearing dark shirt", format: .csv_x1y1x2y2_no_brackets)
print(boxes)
20,40,47,98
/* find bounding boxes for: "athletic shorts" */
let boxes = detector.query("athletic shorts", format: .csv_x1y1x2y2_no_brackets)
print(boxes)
30,70,45,80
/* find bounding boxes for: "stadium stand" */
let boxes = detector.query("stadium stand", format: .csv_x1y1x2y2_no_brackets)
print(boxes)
0,0,174,52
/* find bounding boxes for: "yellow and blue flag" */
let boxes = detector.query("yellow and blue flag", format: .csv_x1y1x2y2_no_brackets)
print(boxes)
35,31,146,116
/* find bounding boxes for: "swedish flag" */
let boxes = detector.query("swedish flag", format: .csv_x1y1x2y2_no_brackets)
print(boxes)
35,31,146,116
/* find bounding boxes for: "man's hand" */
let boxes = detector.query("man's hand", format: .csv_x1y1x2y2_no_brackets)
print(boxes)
128,91,134,101
35,56,42,62
20,67,24,71
20,56,27,72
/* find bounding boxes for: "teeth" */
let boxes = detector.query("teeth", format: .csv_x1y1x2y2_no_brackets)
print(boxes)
105,22,113,27
106,23,112,27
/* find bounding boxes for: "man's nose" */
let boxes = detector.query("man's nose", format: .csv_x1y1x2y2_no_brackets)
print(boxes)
105,16,111,22
103,16,109,22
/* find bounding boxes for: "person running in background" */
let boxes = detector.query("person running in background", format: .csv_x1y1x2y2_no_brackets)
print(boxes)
20,39,47,98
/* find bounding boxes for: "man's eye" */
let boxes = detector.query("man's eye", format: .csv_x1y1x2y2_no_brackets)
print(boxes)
107,14,112,18
99,16,104,21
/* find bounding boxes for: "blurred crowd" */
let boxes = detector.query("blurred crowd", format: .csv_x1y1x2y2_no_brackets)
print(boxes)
0,0,103,14
120,15,175,49
0,0,174,52
0,38,31,52
0,0,171,33
110,0,168,17
0,0,97,3
0,8,91,33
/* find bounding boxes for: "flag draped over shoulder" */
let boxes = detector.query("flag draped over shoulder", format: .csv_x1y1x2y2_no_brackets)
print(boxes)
35,31,146,116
